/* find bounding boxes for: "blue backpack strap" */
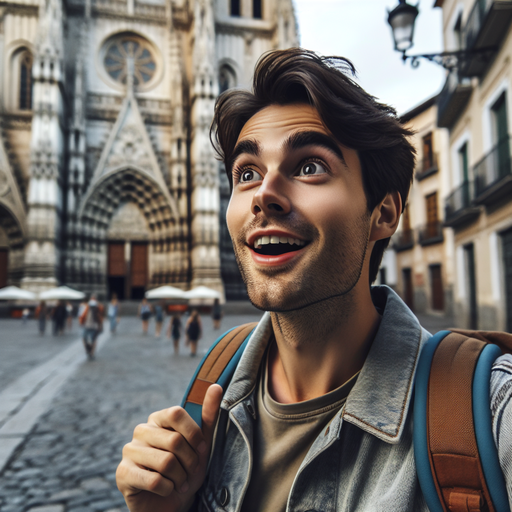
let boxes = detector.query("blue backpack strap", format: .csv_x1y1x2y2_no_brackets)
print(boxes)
414,330,510,512
181,322,258,428
473,343,510,512
414,330,450,512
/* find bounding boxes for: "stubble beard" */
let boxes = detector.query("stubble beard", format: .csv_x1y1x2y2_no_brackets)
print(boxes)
232,211,372,314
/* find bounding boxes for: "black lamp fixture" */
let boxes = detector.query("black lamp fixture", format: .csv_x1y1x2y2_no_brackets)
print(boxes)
387,0,495,71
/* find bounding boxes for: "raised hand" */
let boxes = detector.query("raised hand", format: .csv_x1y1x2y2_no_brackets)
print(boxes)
116,384,223,512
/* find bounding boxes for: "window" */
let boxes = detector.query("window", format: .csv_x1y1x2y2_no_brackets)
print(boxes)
19,51,33,110
426,191,439,238
219,65,236,94
253,0,262,18
491,92,510,178
103,34,157,87
458,142,469,183
464,243,478,329
230,0,240,16
422,132,434,170
453,13,463,51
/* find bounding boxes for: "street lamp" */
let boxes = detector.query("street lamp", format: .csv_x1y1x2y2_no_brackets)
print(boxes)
387,0,496,71
387,0,419,53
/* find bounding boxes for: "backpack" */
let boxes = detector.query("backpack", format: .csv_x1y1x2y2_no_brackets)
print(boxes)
182,324,512,511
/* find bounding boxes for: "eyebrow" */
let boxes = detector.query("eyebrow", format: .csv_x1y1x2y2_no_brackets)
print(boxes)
229,139,260,170
283,131,346,165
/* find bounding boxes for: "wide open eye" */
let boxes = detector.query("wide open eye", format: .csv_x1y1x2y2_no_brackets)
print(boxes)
298,161,327,176
239,169,263,183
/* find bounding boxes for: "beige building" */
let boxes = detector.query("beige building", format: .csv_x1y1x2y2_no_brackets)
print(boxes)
390,96,454,316
0,0,298,300
435,0,512,331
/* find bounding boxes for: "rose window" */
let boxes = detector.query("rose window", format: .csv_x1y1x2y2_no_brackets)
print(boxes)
103,35,157,86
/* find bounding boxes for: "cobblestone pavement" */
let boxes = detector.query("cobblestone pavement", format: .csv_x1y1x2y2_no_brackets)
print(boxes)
0,319,83,391
0,313,262,512
0,308,454,511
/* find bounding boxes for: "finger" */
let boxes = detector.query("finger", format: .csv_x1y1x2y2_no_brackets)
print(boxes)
148,407,205,454
201,384,223,447
116,458,175,498
132,424,200,475
123,443,189,491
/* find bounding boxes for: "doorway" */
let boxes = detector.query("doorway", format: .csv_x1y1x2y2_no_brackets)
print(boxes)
464,243,478,330
0,249,8,288
430,264,444,311
108,242,126,300
403,267,414,310
502,228,512,332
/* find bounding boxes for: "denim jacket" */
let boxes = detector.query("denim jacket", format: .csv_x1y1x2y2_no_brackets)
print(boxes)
197,286,512,512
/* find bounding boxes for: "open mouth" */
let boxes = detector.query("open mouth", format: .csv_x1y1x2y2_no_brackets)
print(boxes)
252,235,307,256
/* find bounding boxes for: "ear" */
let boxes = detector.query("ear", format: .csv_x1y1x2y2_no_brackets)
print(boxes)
369,191,402,242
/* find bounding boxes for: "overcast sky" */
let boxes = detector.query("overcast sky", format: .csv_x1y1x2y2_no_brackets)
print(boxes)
293,0,446,116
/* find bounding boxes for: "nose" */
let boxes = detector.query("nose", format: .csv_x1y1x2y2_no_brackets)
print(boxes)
251,172,291,216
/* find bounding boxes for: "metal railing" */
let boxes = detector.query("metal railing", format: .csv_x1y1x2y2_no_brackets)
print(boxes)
416,153,438,181
418,221,444,246
445,180,476,221
393,229,414,252
437,71,472,128
474,135,512,196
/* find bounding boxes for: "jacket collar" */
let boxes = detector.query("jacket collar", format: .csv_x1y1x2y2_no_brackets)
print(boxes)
221,286,431,444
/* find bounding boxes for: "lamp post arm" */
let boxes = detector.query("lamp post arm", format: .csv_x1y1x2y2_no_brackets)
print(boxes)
402,47,497,71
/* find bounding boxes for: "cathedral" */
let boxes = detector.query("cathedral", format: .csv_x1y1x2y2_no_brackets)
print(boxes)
0,0,298,300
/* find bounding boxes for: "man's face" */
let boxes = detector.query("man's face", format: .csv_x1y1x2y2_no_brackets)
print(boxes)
226,104,373,312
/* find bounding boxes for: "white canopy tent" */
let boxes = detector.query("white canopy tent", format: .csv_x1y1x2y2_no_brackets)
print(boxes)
39,286,86,300
184,286,221,301
145,286,188,300
0,286,37,300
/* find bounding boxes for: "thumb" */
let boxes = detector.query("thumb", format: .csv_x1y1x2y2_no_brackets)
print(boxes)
201,384,223,446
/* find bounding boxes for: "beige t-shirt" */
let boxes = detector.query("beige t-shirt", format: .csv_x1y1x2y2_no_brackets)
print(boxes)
242,348,359,512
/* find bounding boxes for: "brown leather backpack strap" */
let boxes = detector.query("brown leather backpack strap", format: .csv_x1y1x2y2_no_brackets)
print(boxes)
427,331,495,512
185,322,258,406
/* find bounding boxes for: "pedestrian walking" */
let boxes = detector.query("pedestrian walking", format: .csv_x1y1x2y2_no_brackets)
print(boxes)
35,301,47,335
138,298,152,335
107,293,120,334
154,300,165,338
65,301,73,331
167,312,182,354
21,307,30,324
52,300,66,336
79,294,104,360
185,309,202,357
211,298,223,330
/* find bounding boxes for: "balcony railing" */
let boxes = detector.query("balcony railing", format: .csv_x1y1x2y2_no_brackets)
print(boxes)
418,221,444,246
393,229,414,252
437,71,472,129
474,135,512,203
444,180,481,227
416,153,439,181
460,0,512,77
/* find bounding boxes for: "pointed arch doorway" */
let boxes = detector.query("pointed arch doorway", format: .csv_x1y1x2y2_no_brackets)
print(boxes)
107,202,149,300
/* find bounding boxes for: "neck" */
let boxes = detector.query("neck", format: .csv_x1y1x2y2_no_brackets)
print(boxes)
268,285,381,403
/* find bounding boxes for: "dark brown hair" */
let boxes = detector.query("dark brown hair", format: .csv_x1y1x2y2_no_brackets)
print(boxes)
211,48,415,283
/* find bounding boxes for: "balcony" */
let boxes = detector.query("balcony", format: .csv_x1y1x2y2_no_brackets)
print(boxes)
474,136,512,204
416,153,439,181
418,221,444,246
437,72,472,129
460,0,512,78
444,180,481,227
393,229,414,252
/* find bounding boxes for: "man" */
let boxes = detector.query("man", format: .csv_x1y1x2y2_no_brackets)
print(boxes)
116,49,512,511
79,294,104,360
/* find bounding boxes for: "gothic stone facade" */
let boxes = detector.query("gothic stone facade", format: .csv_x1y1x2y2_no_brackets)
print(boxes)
0,0,298,299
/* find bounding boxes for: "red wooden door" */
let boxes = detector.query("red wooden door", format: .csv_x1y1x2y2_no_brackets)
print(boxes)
108,243,125,276
131,243,148,287
0,249,7,288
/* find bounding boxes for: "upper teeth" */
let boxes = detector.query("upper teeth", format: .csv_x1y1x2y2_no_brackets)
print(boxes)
254,236,305,248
